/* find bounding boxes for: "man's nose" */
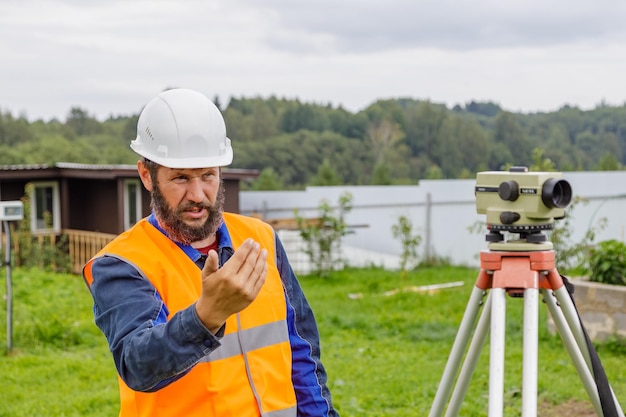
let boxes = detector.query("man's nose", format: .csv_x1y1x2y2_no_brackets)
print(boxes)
185,178,206,202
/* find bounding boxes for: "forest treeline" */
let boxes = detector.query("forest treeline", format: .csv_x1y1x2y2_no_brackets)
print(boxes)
1,97,625,189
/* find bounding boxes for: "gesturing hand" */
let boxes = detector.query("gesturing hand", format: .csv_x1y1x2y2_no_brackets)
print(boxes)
195,238,268,333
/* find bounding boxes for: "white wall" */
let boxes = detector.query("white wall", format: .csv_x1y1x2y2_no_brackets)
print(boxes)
240,171,626,272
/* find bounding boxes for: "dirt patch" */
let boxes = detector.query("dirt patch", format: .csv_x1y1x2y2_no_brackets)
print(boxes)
538,399,597,417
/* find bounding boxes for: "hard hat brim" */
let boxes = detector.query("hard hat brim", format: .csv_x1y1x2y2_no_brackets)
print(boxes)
131,139,233,169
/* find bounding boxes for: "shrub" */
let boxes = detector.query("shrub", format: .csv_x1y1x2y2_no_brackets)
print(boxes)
588,240,626,286
548,196,606,273
295,192,353,277
391,215,421,275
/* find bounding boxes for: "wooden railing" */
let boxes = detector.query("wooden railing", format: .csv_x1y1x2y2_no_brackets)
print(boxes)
1,229,116,274
63,229,117,274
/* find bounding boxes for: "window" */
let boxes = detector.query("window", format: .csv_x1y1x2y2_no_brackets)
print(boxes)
30,182,60,233
124,179,142,230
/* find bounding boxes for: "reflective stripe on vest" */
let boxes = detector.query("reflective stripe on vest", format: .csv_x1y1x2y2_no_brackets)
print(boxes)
83,213,297,417
200,320,289,362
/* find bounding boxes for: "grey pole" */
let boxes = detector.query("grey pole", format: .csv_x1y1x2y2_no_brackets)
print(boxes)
4,220,12,353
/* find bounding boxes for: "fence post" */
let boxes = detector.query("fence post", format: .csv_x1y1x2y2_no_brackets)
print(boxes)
3,220,14,353
424,192,432,262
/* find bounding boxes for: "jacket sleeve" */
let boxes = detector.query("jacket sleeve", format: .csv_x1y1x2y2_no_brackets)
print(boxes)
89,255,222,392
275,235,340,417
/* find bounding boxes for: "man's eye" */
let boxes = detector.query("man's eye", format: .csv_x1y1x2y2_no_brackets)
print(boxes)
172,177,187,184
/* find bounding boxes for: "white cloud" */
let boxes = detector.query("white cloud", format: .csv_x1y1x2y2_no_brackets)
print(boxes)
1,0,625,121
242,0,626,52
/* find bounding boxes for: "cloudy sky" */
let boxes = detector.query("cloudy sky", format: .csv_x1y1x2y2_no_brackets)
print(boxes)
2,0,626,121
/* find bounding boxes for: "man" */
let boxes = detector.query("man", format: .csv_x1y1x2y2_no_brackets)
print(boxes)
83,88,339,417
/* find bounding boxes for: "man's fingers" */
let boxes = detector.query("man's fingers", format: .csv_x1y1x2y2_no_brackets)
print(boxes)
202,238,268,297
223,238,255,272
202,250,219,276
226,238,266,276
196,240,268,329
251,255,268,294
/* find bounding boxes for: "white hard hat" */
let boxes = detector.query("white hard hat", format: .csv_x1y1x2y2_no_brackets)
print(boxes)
130,88,233,168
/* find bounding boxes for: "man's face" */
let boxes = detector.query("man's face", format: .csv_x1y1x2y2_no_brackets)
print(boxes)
144,165,225,245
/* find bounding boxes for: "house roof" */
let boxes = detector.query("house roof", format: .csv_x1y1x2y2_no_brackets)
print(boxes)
0,163,259,181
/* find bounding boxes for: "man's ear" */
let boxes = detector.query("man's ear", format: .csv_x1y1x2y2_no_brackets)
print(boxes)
137,160,153,192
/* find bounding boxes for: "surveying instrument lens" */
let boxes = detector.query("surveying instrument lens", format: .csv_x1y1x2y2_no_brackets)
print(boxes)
541,178,572,209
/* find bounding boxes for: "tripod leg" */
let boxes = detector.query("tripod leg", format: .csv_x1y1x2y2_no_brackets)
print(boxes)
445,293,493,417
551,286,592,368
542,288,604,415
550,287,625,416
489,288,507,417
429,285,488,417
522,288,539,417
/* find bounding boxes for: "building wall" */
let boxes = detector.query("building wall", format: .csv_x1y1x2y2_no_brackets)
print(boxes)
0,181,24,201
67,178,120,233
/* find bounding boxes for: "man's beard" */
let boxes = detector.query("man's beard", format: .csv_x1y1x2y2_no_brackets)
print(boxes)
151,183,225,245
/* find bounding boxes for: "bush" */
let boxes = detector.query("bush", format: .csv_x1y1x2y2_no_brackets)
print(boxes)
295,192,353,277
548,196,606,273
391,215,421,275
588,240,626,286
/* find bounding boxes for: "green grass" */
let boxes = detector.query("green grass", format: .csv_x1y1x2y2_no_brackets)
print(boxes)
0,266,624,416
0,269,118,417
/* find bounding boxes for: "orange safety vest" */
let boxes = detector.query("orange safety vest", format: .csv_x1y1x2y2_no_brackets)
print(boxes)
84,213,297,417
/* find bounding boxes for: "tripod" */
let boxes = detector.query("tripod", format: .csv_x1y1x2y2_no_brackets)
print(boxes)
429,242,624,417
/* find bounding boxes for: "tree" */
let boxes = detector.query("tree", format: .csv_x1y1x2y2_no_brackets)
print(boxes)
458,118,490,173
529,148,556,171
371,162,392,185
251,101,279,140
250,167,284,190
494,111,531,165
596,152,620,171
425,164,444,179
212,95,222,111
223,106,253,142
542,123,576,170
66,107,102,136
487,141,514,171
310,158,342,186
280,101,331,133
233,130,372,188
403,101,447,157
432,116,464,178
3,95,626,190
364,114,412,182
366,119,404,165
0,110,33,146
464,101,502,117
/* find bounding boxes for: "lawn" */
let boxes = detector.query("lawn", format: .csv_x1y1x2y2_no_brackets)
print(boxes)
0,266,624,416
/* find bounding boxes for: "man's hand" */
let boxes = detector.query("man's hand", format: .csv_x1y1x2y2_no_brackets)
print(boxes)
195,238,268,333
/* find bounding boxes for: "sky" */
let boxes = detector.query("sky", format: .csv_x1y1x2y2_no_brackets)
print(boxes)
2,0,626,121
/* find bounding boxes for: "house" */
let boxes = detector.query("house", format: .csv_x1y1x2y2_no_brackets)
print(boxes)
0,162,258,272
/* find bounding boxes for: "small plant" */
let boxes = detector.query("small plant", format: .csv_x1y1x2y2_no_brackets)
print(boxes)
588,240,626,286
295,192,353,277
548,196,607,273
391,215,421,276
